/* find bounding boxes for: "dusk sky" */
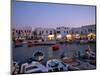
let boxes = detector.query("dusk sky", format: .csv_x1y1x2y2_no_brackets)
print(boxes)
12,0,96,28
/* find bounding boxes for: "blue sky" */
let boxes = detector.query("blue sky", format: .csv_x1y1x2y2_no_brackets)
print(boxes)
12,1,96,28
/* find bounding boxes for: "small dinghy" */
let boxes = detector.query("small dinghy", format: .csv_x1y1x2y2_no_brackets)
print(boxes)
83,45,96,60
27,41,33,47
15,39,23,48
51,44,60,51
33,51,44,61
46,59,69,72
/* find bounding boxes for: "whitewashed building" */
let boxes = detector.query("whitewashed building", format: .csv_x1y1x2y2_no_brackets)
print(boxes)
12,26,32,40
81,25,96,34
80,25,96,40
70,27,81,34
56,26,71,39
33,27,56,41
12,25,96,41
62,25,96,40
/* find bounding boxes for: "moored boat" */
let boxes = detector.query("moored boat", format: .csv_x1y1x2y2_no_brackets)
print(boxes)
14,39,23,48
51,44,60,51
20,58,48,74
33,51,44,61
46,59,69,72
27,41,33,47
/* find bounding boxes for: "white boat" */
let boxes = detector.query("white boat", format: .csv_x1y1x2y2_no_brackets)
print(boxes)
20,58,48,73
12,61,19,75
46,59,69,72
33,51,44,61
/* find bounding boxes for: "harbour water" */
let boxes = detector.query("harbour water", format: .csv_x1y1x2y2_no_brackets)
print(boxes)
12,43,96,63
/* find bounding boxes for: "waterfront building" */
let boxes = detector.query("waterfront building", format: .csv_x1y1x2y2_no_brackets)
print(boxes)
81,25,96,40
12,26,32,40
56,26,71,40
12,24,96,41
65,25,96,40
68,27,81,40
33,27,56,41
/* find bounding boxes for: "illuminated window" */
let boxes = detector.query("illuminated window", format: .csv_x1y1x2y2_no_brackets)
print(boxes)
75,34,80,39
66,34,72,40
48,35,55,40
87,33,96,40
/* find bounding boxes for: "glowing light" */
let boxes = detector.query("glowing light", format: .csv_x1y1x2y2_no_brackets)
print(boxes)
87,33,96,40
48,35,54,38
48,35,55,40
56,34,62,39
66,34,72,40
87,33,96,37
75,34,80,39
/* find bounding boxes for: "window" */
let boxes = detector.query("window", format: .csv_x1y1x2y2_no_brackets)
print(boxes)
57,27,60,29
81,31,83,34
90,29,93,32
39,31,41,35
64,31,65,33
42,31,43,34
21,30,23,32
57,31,60,34
16,30,18,33
50,31,52,35
88,29,91,32
66,31,68,33
67,31,69,33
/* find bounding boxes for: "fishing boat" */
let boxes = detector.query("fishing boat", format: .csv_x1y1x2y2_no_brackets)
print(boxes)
27,41,33,47
20,58,48,74
14,39,23,48
83,45,96,59
61,54,80,67
46,59,69,72
61,56,75,64
51,44,60,51
33,51,44,61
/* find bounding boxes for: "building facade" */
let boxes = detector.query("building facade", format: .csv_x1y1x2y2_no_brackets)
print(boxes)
12,26,32,40
56,26,71,39
12,25,96,41
33,27,56,41
80,25,96,40
66,25,96,40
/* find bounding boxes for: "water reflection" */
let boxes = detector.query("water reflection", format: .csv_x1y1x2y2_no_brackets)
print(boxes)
13,43,96,63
